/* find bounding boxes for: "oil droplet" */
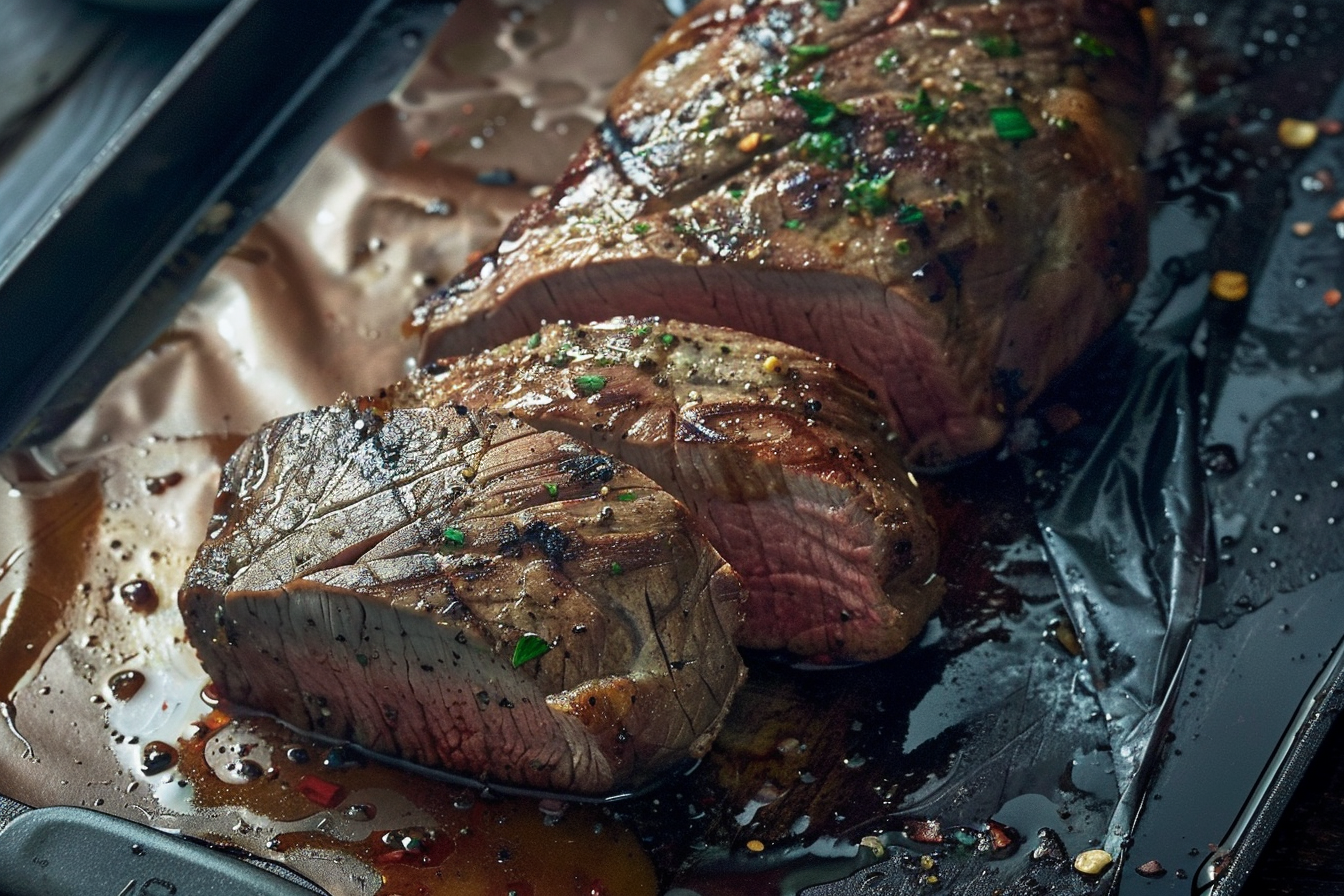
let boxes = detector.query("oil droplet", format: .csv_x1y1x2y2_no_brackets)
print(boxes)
142,741,179,775
119,580,159,614
108,670,146,702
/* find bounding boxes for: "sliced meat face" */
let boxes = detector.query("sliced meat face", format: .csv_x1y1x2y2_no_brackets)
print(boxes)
414,0,1150,469
405,318,942,664
179,404,745,795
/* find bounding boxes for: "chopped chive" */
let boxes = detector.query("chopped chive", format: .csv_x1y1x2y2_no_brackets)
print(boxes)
789,44,832,61
989,106,1037,142
660,333,676,346
875,48,900,73
634,325,652,336
617,492,637,502
443,527,466,547
632,221,651,234
783,218,805,230
790,90,841,129
545,483,558,497
574,374,608,395
728,188,745,199
526,332,541,349
977,35,1022,58
817,0,843,20
1073,32,1115,57
895,202,925,226
959,80,983,93
511,634,550,667
610,562,624,576
895,238,912,255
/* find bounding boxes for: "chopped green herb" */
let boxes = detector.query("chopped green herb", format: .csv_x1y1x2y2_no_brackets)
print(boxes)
355,653,369,667
574,374,608,395
634,325,652,336
526,332,541,349
895,238,912,255
783,218,805,230
511,634,550,667
884,128,902,146
875,48,900,73
794,130,849,168
632,221,651,234
977,35,1022,58
760,62,787,96
899,88,949,126
789,44,832,61
443,526,466,547
790,90,842,129
728,188,745,199
844,171,894,216
610,562,624,576
959,80,983,93
989,106,1037,142
817,0,843,20
660,333,676,346
545,483,558,497
895,202,925,226
617,492,638,502
1073,32,1115,57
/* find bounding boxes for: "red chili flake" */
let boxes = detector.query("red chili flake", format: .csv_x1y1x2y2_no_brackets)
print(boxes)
906,818,943,844
374,848,429,866
297,775,346,808
1320,118,1343,136
1316,168,1337,191
987,820,1019,850
411,139,431,159
886,0,914,25
1325,289,1341,308
1329,197,1344,222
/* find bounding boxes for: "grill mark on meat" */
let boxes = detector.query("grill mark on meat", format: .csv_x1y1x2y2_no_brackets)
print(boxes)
181,405,746,793
402,318,942,663
415,0,1151,469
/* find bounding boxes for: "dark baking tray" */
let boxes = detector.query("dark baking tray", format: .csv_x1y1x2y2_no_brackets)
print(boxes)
0,2,1342,895
0,0,455,453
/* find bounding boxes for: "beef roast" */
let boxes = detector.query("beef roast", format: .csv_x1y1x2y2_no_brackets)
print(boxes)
405,318,942,663
414,0,1150,468
179,403,746,794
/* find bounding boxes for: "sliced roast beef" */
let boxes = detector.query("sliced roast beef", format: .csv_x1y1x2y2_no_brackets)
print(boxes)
404,318,942,663
179,403,745,794
414,0,1150,468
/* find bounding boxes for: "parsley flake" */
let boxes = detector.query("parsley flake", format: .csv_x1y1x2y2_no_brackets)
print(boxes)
875,48,900,73
844,171,894,216
795,130,849,168
632,221,651,234
783,218,805,230
989,106,1037,142
511,634,551,667
895,202,925,226
899,88,949,126
789,44,832,61
790,90,842,129
1073,32,1115,57
526,332,541,349
817,0,843,20
443,527,466,547
545,483,558,497
574,375,608,395
977,35,1022,58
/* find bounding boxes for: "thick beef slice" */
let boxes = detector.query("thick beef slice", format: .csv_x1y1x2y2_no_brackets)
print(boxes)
404,318,942,663
415,0,1150,468
180,404,745,794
